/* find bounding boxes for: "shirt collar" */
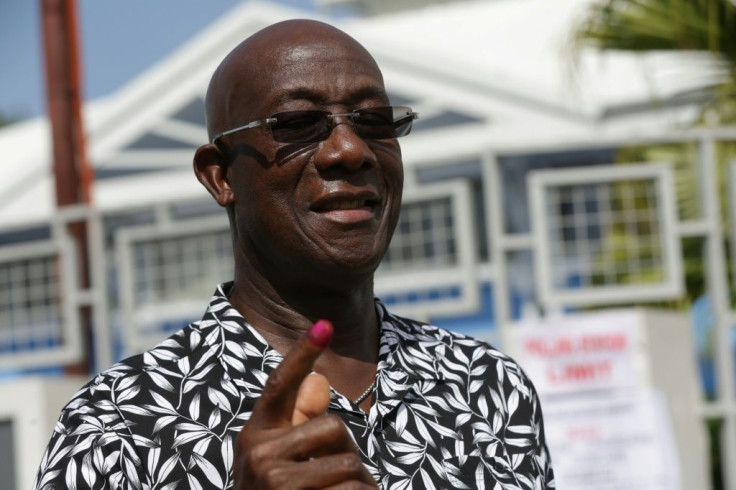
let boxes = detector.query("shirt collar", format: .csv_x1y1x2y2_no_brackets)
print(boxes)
201,283,443,410
375,299,446,382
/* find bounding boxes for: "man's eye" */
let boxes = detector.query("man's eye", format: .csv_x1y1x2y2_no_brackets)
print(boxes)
277,118,319,131
356,113,390,126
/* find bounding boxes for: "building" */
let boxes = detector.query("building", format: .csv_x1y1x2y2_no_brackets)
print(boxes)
0,0,732,488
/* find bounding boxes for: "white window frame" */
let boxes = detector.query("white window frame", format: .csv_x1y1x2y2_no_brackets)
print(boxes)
116,214,231,353
375,180,479,320
529,163,683,308
0,237,81,369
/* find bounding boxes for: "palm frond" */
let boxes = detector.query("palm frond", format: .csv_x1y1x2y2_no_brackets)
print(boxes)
575,0,736,61
574,0,736,122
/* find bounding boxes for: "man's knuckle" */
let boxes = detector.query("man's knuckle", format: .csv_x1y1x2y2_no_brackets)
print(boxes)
322,414,346,433
244,444,270,468
289,426,309,448
340,452,363,472
263,465,288,486
264,369,286,392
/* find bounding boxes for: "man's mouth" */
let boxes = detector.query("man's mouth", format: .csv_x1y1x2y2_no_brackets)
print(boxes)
310,193,380,223
318,199,375,211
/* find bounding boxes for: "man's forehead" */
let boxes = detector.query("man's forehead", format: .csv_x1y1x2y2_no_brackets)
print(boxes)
231,37,384,106
206,20,383,135
229,20,375,71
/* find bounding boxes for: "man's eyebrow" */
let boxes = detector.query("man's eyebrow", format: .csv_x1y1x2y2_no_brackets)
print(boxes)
346,86,390,105
271,85,388,108
271,88,323,106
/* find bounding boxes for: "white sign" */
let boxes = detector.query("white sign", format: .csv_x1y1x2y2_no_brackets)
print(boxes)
508,310,685,490
512,310,640,394
543,389,681,490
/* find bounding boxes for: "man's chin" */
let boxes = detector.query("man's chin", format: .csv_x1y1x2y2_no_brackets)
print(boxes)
327,251,383,275
309,246,384,280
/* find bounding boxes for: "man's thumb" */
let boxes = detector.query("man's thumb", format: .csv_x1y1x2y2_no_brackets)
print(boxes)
291,373,331,425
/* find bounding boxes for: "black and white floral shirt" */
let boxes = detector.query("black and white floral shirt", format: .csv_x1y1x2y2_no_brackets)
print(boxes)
35,283,554,489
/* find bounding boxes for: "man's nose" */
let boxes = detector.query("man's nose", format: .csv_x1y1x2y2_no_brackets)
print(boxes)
313,118,376,173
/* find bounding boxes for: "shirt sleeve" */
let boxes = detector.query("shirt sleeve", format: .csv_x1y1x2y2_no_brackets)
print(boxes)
33,380,146,490
532,382,555,487
507,364,556,489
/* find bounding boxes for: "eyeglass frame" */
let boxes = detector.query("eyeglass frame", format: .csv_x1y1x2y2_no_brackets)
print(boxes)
210,105,418,146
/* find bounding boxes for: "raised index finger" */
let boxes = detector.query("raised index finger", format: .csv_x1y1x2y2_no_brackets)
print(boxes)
248,319,333,429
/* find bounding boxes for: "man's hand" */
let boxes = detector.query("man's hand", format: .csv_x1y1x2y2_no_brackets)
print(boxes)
234,319,378,489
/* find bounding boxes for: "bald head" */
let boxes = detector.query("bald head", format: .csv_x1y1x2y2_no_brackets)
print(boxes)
193,17,404,291
204,19,384,142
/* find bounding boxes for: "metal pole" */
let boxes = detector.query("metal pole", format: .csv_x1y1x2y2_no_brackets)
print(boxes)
41,0,93,373
699,135,736,490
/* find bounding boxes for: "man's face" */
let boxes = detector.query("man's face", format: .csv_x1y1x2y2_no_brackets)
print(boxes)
221,33,403,282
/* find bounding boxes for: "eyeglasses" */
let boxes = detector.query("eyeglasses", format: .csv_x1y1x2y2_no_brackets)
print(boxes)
211,106,418,146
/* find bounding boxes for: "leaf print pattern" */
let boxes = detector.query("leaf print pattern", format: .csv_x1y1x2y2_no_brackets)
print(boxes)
34,282,554,489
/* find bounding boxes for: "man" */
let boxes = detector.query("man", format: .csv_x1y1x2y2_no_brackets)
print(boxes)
35,20,554,489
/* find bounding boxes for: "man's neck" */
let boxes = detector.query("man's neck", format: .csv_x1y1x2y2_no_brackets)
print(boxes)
227,259,380,362
228,268,380,405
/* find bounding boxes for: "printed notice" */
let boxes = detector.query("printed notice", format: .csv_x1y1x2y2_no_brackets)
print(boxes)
509,310,686,489
542,389,681,490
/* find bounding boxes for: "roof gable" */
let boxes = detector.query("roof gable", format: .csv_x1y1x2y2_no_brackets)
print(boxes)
0,0,721,228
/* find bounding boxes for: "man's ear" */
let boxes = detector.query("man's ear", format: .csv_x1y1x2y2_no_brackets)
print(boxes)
193,143,234,207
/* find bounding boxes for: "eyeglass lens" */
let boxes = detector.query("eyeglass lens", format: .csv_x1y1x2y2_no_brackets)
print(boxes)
270,106,415,144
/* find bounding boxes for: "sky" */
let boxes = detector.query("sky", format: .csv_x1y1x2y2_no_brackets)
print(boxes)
0,0,324,122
